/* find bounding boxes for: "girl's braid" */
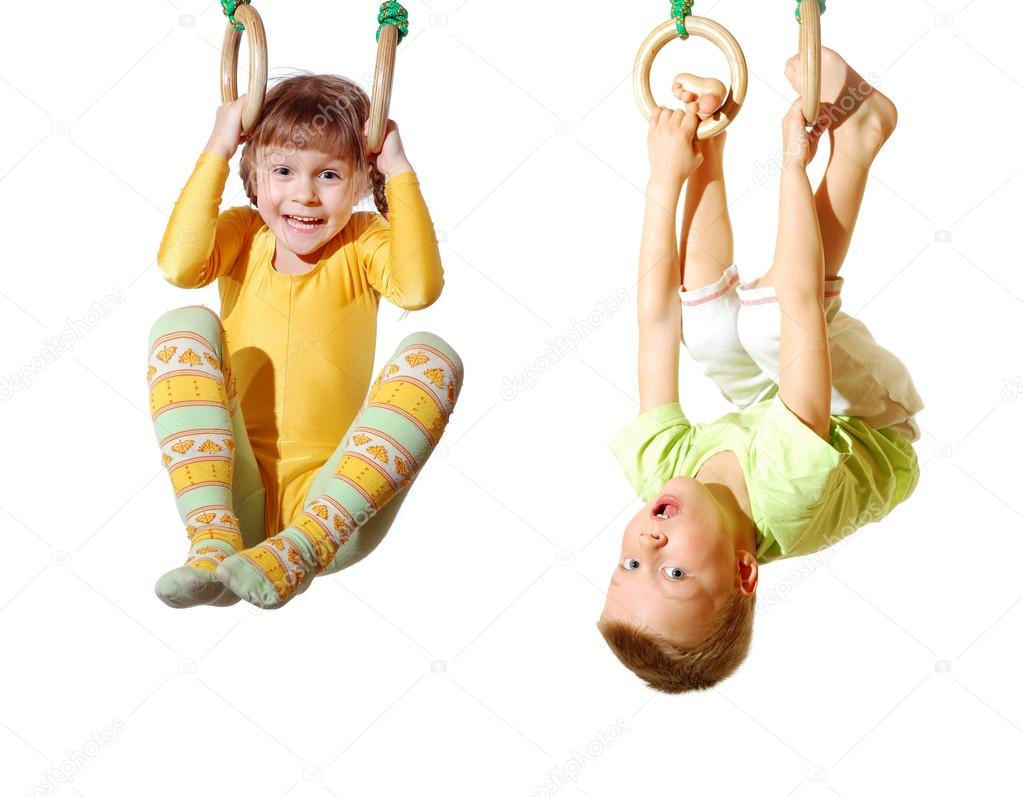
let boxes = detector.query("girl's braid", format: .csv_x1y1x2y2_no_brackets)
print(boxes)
369,162,389,218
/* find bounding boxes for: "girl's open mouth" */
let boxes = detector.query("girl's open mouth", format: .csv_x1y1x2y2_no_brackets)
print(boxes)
652,496,681,519
284,215,325,233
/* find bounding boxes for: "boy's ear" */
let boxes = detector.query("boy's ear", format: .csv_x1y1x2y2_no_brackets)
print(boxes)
735,551,758,596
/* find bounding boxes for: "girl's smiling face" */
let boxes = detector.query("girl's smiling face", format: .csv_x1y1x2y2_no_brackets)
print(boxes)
254,146,368,269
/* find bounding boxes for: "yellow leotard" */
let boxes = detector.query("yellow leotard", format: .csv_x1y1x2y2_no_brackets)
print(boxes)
156,151,443,536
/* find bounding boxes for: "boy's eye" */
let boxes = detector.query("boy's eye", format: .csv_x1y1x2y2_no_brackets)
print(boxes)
662,566,686,580
621,558,640,571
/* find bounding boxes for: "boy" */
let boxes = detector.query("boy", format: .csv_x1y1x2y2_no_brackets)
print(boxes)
599,50,924,692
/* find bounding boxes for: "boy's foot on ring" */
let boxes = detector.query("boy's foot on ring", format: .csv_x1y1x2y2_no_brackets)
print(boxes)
784,47,897,157
672,73,728,120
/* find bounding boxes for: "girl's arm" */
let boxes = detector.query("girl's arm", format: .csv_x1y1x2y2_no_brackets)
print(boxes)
774,101,832,440
157,98,252,288
156,152,252,289
637,108,704,413
360,122,444,310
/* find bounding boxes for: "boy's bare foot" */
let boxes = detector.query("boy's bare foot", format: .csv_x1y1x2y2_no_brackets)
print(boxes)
784,47,897,158
672,73,728,120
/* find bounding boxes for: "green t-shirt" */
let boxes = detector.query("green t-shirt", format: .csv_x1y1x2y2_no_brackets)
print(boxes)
608,394,920,564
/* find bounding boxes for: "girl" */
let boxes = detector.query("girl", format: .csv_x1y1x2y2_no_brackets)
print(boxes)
148,74,463,610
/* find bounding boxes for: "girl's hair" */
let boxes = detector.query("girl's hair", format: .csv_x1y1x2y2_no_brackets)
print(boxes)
238,72,388,216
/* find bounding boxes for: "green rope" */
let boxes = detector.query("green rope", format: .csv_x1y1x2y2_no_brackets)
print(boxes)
671,0,694,40
376,1,409,43
795,0,826,23
220,0,251,31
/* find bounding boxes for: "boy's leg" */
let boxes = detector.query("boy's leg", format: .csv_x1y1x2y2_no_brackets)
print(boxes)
757,49,899,287
676,80,733,292
216,331,464,608
674,79,778,408
735,54,922,433
149,305,250,608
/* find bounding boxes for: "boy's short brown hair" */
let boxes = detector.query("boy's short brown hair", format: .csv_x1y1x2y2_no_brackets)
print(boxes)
597,590,755,692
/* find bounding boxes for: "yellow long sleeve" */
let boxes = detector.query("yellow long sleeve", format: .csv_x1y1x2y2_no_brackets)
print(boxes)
359,172,444,310
156,152,255,289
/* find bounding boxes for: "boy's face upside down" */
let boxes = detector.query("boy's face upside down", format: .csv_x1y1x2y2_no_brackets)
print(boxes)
603,475,758,645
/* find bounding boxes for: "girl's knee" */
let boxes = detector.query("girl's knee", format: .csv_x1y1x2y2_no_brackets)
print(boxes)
398,330,464,380
148,305,224,351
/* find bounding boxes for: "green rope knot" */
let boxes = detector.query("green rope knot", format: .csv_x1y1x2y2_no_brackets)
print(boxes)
795,0,826,23
376,1,409,43
220,0,251,31
672,0,694,40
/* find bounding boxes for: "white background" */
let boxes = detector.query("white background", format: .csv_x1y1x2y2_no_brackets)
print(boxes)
1,0,1021,794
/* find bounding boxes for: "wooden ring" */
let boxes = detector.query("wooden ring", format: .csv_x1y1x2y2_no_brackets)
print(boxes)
367,25,399,154
633,17,748,140
220,4,268,138
800,0,822,125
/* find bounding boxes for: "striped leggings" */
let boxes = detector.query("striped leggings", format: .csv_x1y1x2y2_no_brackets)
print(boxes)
147,304,463,581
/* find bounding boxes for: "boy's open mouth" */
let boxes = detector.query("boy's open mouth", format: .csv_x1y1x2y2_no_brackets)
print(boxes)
652,496,681,519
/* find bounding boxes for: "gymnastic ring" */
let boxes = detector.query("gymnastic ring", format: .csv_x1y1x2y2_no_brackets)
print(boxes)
367,24,398,154
799,0,822,125
220,3,268,138
633,17,748,140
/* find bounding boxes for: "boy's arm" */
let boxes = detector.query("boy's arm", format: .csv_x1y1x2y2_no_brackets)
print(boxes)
773,103,832,440
361,172,444,311
637,181,683,413
636,108,703,413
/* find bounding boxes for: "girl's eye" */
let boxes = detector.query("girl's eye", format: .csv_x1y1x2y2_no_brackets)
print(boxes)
272,168,341,179
621,558,640,571
662,566,687,580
